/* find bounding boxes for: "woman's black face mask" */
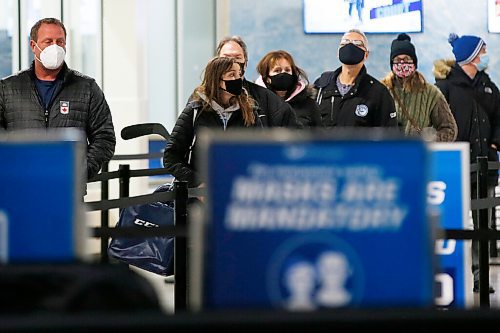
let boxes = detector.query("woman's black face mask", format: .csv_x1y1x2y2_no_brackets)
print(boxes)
338,43,366,65
268,72,297,92
222,78,243,96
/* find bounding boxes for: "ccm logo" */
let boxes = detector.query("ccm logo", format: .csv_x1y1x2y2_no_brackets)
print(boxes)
134,218,159,228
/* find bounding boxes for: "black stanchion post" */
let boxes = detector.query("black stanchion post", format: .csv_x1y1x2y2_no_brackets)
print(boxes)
119,164,131,198
477,156,490,307
100,161,109,263
174,180,188,312
491,172,499,258
491,215,499,258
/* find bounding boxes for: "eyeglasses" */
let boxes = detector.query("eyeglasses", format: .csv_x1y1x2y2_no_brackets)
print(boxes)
393,57,414,64
340,38,366,49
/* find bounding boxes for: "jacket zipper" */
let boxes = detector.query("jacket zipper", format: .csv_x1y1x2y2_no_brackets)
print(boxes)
32,81,49,128
472,101,484,155
221,111,229,130
316,88,323,104
330,96,335,121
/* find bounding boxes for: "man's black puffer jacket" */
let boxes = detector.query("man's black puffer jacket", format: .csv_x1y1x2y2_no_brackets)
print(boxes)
0,62,116,180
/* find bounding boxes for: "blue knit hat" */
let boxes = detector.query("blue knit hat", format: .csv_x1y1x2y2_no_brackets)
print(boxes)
448,33,485,66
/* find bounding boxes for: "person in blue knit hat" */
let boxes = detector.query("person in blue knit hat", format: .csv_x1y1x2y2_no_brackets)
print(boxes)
449,34,485,66
434,33,500,294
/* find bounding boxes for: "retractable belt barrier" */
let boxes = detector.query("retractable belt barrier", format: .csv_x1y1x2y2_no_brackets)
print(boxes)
86,154,500,310
86,153,206,312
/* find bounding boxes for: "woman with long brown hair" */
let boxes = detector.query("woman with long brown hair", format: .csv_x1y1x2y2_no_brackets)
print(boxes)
163,56,261,188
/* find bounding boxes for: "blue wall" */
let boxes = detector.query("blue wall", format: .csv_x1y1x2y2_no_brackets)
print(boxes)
230,0,500,86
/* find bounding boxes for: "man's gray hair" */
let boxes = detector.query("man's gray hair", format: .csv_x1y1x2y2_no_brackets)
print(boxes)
343,28,369,50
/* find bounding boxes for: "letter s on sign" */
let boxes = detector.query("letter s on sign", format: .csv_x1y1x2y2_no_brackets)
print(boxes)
427,181,446,205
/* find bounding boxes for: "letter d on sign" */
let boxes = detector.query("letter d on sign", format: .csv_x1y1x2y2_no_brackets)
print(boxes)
435,273,454,306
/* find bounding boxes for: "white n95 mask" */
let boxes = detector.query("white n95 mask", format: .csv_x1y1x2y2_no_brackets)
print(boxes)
36,44,66,70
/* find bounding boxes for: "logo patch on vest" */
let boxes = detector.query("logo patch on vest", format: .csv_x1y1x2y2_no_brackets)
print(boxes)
355,104,368,117
60,101,70,115
485,87,493,94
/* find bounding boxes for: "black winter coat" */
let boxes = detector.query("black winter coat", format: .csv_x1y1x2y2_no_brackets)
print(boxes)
288,85,322,128
434,60,500,184
0,62,116,180
163,100,264,187
314,66,398,128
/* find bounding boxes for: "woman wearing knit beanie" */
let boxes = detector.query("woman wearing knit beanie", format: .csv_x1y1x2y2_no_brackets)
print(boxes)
381,33,457,142
434,33,500,294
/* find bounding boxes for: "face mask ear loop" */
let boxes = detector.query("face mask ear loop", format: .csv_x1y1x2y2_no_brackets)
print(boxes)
33,42,43,63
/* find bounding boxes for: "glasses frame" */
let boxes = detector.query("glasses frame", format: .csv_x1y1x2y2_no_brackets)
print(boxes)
339,38,366,49
392,58,414,65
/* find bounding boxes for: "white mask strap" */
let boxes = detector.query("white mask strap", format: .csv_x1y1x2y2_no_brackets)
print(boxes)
33,42,43,63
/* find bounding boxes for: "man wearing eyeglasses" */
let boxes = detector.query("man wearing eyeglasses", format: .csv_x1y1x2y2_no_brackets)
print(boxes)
216,36,300,128
314,29,398,128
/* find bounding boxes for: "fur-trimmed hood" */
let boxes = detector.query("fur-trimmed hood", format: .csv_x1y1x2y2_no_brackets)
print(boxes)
433,59,456,80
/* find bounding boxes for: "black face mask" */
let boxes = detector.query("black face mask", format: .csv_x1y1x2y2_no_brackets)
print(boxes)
268,72,297,91
222,78,243,96
339,43,366,65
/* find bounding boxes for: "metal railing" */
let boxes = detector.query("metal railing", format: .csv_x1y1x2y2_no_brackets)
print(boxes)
87,145,500,310
87,162,199,312
441,156,500,307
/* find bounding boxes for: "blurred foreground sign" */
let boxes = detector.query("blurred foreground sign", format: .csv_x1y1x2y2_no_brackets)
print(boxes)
192,129,435,311
429,143,472,308
0,129,86,262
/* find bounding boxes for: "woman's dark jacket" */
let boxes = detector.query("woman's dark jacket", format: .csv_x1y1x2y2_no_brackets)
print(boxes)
288,85,323,128
163,99,264,187
254,76,321,128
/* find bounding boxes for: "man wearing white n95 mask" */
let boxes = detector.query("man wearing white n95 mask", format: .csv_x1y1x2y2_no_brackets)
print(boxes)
34,39,66,70
0,18,115,183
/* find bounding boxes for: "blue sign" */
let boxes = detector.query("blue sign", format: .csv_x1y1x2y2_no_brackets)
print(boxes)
370,0,423,20
0,130,86,262
195,131,436,310
429,143,472,308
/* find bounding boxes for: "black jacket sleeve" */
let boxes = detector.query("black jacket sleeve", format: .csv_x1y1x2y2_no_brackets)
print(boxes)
277,100,301,128
86,80,116,180
308,99,323,127
488,80,500,147
435,80,449,101
163,105,200,187
377,85,398,127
